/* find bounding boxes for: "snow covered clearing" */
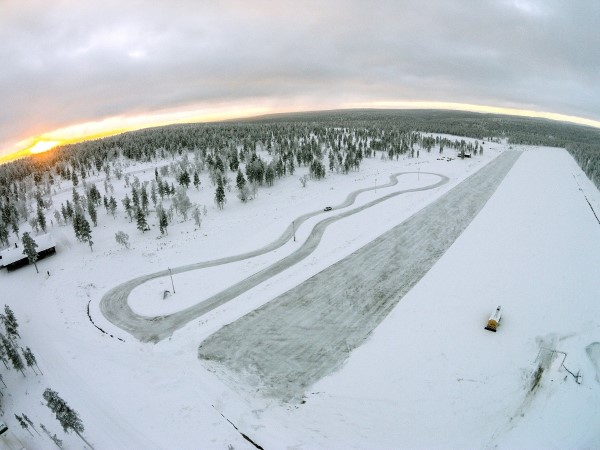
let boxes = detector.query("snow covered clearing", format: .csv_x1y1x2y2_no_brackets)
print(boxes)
1,140,599,448
104,171,449,342
197,151,520,401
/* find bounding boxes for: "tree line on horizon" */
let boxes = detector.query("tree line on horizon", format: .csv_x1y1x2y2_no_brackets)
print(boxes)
0,110,597,255
0,116,481,252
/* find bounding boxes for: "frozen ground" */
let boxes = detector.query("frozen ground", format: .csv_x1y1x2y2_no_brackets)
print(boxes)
1,139,599,449
102,171,449,342
198,152,520,400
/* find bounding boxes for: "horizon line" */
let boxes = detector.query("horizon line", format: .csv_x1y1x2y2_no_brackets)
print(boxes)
1,102,599,164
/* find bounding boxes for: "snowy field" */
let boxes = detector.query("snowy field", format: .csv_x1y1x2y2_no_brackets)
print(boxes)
1,140,599,449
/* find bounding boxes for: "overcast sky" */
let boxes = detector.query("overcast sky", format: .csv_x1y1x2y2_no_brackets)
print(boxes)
1,0,599,156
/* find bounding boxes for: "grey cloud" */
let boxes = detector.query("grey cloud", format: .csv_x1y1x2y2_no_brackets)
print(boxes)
1,0,599,151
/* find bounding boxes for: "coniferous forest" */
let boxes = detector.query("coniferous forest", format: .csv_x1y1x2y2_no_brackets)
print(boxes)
0,109,599,250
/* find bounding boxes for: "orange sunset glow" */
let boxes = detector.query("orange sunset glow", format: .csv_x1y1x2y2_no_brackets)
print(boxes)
2,101,599,165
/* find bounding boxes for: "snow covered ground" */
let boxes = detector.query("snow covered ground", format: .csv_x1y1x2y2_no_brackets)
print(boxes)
1,139,599,449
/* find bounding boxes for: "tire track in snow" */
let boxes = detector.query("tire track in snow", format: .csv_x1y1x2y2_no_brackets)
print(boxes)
198,152,521,401
100,171,449,341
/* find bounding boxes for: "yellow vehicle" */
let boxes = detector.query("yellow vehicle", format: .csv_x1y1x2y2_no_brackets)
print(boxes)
485,306,502,332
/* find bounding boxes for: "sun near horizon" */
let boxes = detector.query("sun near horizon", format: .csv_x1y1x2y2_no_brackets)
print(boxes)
2,101,600,165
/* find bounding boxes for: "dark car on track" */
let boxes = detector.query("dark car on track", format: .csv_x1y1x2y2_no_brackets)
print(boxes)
324,206,332,211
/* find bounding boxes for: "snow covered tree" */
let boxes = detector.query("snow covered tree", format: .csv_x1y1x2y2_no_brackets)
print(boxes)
22,346,42,374
53,210,62,226
115,231,130,249
136,208,148,232
2,336,26,376
214,155,225,173
43,388,92,448
215,174,226,210
15,414,33,436
237,185,250,203
0,219,9,247
79,216,93,251
174,187,192,220
265,164,275,186
1,305,20,340
229,151,239,171
192,206,202,228
0,343,9,369
150,181,158,206
236,169,246,191
21,232,39,273
37,205,47,233
178,170,190,188
108,196,118,218
122,195,133,221
22,414,39,435
158,206,168,235
141,185,149,214
87,196,97,226
193,171,200,190
40,423,64,449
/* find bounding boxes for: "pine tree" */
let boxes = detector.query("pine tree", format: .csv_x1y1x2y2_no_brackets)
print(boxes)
136,208,148,232
79,216,93,251
122,195,133,221
131,188,140,211
150,182,158,206
2,305,20,340
229,151,239,171
16,414,33,436
21,232,39,273
22,346,42,374
22,414,39,435
43,388,92,448
2,336,26,376
236,169,246,191
193,171,200,190
37,205,47,233
157,178,165,199
215,174,226,210
141,186,149,214
0,220,9,247
108,196,118,217
157,205,168,235
214,155,225,173
65,200,74,220
178,170,190,188
87,196,97,226
0,344,9,369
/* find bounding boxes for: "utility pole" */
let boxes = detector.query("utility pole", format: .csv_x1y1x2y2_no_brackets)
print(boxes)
168,267,175,294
